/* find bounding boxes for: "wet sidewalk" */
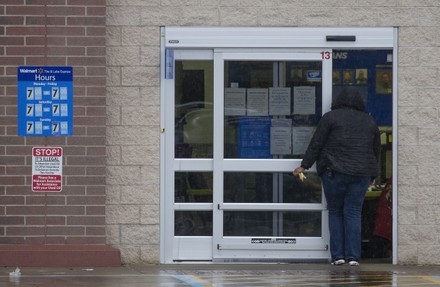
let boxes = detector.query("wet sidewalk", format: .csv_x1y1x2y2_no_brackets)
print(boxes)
3,263,440,286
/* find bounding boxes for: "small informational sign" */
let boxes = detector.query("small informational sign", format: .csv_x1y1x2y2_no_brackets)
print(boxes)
292,127,315,155
270,126,291,155
225,88,246,116
269,87,291,116
247,88,268,116
293,86,316,115
306,70,321,82
238,117,271,158
32,147,63,192
17,66,73,136
270,119,292,155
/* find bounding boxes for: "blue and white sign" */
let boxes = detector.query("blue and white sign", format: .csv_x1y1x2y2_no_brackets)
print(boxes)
306,70,321,82
17,66,73,136
238,117,271,158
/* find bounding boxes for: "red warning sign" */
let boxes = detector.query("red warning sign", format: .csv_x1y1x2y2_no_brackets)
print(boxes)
32,147,63,192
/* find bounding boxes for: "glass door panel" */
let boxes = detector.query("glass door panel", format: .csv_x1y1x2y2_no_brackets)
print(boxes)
213,51,332,260
224,211,322,237
224,60,323,160
223,171,322,238
175,172,213,203
175,60,214,158
224,172,321,204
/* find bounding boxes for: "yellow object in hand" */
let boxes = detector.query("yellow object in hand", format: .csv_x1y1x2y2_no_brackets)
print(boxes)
299,172,306,182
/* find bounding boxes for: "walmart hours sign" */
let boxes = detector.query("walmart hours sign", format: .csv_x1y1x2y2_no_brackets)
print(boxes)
17,66,73,136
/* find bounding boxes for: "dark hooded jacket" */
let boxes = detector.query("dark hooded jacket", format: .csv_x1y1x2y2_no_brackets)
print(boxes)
300,87,380,177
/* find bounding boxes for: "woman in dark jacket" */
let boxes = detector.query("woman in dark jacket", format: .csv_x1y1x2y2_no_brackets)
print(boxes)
293,87,380,266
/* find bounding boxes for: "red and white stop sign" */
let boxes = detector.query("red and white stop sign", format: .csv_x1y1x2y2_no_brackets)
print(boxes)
32,147,63,192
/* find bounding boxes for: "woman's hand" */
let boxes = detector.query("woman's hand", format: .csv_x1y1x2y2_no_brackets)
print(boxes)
293,166,305,176
293,167,306,182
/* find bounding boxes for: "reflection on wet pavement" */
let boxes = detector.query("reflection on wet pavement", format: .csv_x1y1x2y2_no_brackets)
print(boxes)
167,271,440,286
2,265,440,287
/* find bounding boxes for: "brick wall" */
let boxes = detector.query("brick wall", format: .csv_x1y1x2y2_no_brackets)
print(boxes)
0,0,106,245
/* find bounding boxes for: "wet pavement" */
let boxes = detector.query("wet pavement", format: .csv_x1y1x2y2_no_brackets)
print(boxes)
2,262,440,286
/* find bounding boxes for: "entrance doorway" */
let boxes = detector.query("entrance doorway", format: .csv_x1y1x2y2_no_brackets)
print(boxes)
160,27,396,263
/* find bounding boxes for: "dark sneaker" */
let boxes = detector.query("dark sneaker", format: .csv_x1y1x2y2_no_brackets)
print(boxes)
331,259,345,265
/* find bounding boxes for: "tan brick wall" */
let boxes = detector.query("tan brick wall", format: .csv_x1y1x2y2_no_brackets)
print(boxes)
106,1,440,265
106,1,161,264
1,0,106,245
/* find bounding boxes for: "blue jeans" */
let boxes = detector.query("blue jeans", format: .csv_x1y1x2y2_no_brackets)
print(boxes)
321,170,371,262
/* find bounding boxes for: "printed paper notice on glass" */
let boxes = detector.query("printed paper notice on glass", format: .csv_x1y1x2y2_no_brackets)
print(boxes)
269,87,291,116
293,86,316,115
292,127,315,155
270,126,292,155
247,88,268,116
225,88,246,116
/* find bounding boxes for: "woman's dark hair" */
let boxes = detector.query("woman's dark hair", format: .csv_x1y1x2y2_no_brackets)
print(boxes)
331,87,365,111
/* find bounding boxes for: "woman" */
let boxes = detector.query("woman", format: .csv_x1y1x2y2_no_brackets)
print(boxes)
293,87,380,266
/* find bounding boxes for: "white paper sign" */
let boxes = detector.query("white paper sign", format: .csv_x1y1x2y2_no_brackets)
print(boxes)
271,126,292,155
225,88,246,116
293,86,316,115
247,88,268,116
292,127,315,155
269,87,291,116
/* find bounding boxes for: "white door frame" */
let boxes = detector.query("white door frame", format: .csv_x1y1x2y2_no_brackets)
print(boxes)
160,27,397,264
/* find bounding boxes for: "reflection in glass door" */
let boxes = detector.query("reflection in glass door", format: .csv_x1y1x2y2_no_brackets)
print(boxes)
213,51,332,260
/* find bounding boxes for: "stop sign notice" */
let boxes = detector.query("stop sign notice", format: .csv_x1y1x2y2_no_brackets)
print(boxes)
32,147,63,192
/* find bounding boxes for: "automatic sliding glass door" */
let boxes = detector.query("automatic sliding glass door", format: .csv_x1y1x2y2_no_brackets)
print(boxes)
213,51,332,260
162,27,396,264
